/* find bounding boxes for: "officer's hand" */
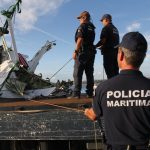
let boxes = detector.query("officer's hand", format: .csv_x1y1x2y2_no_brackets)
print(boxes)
84,108,97,121
94,45,101,50
96,45,102,50
73,52,77,60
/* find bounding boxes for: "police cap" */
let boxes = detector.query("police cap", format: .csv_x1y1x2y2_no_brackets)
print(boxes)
116,32,147,53
100,14,112,21
77,11,90,20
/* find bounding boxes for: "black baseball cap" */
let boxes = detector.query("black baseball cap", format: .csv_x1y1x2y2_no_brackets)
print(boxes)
116,32,147,53
77,11,90,19
100,14,112,21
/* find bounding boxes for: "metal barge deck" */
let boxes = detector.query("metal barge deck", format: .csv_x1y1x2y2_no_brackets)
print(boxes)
0,96,105,150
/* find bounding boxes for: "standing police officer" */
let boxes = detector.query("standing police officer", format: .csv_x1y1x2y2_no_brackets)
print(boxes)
72,11,96,98
85,32,150,150
95,14,119,79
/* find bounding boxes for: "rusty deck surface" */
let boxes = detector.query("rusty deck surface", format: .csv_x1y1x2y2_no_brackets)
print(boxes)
0,96,101,141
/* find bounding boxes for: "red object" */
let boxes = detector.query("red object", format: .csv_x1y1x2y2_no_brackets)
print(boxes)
18,53,29,68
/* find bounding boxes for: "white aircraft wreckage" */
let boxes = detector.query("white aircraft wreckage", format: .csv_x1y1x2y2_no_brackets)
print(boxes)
0,1,58,99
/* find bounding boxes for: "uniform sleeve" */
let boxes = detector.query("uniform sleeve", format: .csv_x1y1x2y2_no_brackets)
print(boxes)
76,25,84,38
100,26,109,39
95,27,109,47
92,86,103,118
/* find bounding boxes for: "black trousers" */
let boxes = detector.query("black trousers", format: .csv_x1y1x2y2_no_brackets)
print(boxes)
103,51,119,79
73,53,95,96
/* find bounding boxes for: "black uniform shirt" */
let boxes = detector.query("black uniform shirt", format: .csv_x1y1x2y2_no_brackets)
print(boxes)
97,23,119,54
75,22,95,48
93,70,150,145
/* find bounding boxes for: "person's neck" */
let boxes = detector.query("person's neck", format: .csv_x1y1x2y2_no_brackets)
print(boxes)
120,66,139,71
80,20,89,24
104,22,111,26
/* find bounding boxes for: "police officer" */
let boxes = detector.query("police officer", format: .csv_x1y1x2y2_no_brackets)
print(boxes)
95,14,119,79
72,11,96,98
85,32,150,150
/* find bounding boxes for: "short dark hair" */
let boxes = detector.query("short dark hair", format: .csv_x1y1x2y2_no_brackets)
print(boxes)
121,47,146,68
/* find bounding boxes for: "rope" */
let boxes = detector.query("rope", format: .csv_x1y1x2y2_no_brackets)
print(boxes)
1,36,8,51
50,57,73,80
28,99,84,113
126,145,130,150
0,99,84,113
94,121,98,150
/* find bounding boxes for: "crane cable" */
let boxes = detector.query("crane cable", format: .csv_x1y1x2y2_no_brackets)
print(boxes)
50,57,73,80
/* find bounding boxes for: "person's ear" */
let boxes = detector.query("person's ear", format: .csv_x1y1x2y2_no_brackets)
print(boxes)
118,49,124,61
120,50,124,61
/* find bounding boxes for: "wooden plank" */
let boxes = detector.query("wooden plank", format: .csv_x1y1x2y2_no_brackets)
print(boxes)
0,96,92,112
0,97,92,107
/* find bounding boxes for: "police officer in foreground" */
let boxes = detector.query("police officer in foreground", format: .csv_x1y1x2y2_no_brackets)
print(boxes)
72,11,96,98
95,14,119,79
85,32,150,150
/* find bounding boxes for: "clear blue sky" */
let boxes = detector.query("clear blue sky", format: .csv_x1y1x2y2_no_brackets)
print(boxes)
0,0,150,82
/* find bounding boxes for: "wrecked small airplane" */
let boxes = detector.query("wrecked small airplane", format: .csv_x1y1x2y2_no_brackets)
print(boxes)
0,0,57,99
